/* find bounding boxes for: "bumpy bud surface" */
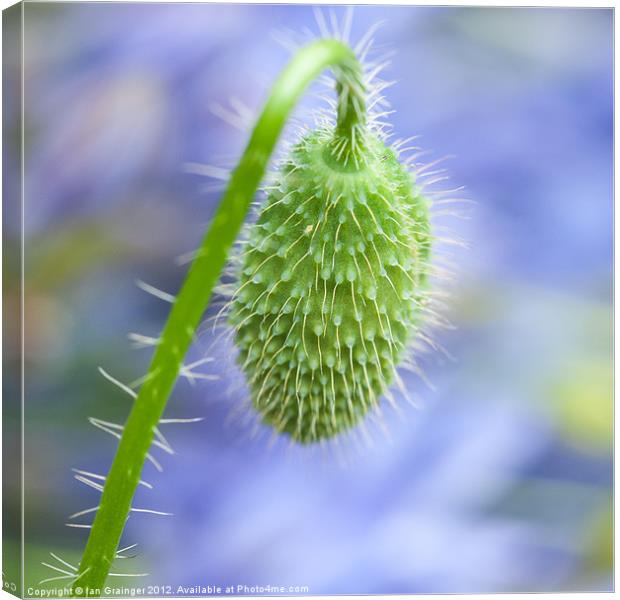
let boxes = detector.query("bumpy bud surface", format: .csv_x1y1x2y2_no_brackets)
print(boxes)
230,128,431,443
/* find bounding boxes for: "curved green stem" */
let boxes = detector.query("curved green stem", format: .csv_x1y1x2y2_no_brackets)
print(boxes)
72,39,365,596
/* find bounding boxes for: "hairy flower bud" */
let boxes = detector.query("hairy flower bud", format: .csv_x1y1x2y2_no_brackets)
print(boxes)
230,127,432,443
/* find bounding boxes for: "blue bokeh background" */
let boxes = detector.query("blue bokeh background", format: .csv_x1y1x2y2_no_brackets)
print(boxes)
5,4,612,594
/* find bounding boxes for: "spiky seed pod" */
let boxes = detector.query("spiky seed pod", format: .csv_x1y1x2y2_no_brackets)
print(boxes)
230,126,432,444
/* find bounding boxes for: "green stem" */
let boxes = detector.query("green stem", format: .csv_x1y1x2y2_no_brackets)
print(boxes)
72,39,366,596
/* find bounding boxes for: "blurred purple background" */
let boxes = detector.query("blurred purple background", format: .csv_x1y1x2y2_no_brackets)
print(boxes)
4,4,612,594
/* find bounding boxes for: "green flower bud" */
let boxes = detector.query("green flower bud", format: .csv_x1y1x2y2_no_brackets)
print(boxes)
230,127,432,443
